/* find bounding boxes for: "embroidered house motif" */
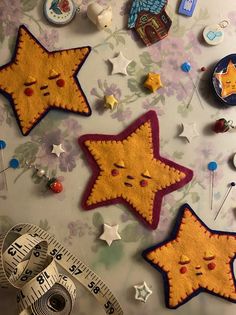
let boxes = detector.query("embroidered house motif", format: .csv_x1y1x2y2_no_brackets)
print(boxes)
128,0,172,46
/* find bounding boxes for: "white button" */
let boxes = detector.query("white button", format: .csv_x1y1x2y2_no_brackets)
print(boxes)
44,0,77,25
203,24,224,46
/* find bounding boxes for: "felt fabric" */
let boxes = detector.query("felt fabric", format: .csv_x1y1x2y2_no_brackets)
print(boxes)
0,25,91,136
78,111,193,229
143,204,236,308
215,60,236,98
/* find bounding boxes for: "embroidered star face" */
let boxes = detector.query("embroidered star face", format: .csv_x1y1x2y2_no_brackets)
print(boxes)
143,204,236,308
215,60,236,98
78,111,193,229
0,25,91,135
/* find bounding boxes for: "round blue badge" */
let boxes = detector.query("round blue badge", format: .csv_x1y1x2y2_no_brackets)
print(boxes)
212,54,236,106
0,140,6,149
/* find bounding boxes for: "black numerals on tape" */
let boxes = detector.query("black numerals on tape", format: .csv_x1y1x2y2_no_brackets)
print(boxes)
8,242,22,256
50,248,62,260
104,301,114,314
88,281,100,294
17,291,25,303
20,269,33,281
36,272,50,285
34,244,41,257
69,264,82,275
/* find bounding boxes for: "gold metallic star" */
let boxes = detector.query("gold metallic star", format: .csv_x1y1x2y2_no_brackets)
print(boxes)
143,204,236,308
79,111,193,229
144,73,163,92
0,25,91,135
215,60,236,98
104,94,118,110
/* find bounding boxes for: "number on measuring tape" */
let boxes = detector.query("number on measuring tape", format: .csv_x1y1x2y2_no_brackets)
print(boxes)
104,301,115,314
88,281,100,294
50,248,62,260
36,272,50,285
69,264,82,275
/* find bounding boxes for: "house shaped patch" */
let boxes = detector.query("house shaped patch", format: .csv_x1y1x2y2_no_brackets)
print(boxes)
128,0,172,46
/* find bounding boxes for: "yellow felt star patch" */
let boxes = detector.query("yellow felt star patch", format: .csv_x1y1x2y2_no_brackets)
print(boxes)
215,60,236,98
144,73,163,93
79,111,193,229
0,25,91,135
143,204,236,308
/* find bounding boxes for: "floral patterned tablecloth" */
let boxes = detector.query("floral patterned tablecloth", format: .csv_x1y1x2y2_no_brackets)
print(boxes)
1,0,236,314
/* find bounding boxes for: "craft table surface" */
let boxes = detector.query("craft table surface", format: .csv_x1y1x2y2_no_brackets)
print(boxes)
0,1,236,314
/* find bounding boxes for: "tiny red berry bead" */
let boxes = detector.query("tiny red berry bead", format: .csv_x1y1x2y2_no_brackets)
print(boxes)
180,266,187,274
213,118,230,133
24,88,34,96
208,262,216,270
49,179,63,193
56,79,65,87
140,180,148,187
201,66,207,72
111,169,119,176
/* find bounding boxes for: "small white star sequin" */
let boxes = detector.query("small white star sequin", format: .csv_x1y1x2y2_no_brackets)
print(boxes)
108,52,132,75
51,144,65,157
99,223,121,246
134,281,152,303
179,122,199,143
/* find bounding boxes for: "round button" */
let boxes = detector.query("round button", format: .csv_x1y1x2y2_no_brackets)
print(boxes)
203,24,224,46
44,0,77,26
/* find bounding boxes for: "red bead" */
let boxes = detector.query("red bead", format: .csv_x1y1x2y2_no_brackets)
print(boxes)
180,266,187,274
213,118,229,133
201,66,207,72
140,180,148,187
56,79,65,87
208,262,216,270
111,169,119,176
49,179,63,193
24,88,34,96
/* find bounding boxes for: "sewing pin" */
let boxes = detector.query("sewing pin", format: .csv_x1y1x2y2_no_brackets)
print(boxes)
0,140,8,192
207,161,218,210
0,158,20,174
181,62,204,109
214,182,235,220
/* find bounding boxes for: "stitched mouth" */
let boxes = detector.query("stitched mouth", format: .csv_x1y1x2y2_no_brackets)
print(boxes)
124,182,133,187
196,272,203,276
43,92,50,96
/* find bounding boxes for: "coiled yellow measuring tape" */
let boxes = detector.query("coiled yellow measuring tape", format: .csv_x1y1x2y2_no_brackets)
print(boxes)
0,224,123,315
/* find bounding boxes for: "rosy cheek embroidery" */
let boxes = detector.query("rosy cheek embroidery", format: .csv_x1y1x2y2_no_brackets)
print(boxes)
56,79,65,87
180,266,187,274
111,169,119,176
24,87,34,96
208,262,216,270
140,180,148,187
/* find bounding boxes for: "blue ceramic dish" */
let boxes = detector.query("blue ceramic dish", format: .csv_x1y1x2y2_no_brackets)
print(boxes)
212,54,236,106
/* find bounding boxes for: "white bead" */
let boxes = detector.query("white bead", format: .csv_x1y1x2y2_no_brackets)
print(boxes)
37,169,45,177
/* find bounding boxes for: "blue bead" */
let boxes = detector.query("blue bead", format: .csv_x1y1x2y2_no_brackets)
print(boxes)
0,140,6,149
208,161,218,171
9,158,19,169
181,62,191,72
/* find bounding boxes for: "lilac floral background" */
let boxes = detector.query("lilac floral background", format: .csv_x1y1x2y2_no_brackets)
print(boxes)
1,1,236,315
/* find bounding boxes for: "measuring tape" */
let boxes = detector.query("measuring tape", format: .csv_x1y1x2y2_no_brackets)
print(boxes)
0,224,123,315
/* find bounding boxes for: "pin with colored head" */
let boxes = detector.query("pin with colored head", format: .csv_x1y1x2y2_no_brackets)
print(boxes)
0,158,20,174
207,161,218,211
214,182,235,220
181,62,204,109
0,140,7,192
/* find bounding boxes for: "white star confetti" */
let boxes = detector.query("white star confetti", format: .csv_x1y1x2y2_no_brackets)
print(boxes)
108,52,132,75
51,144,65,157
134,281,152,303
179,122,199,143
99,223,121,246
